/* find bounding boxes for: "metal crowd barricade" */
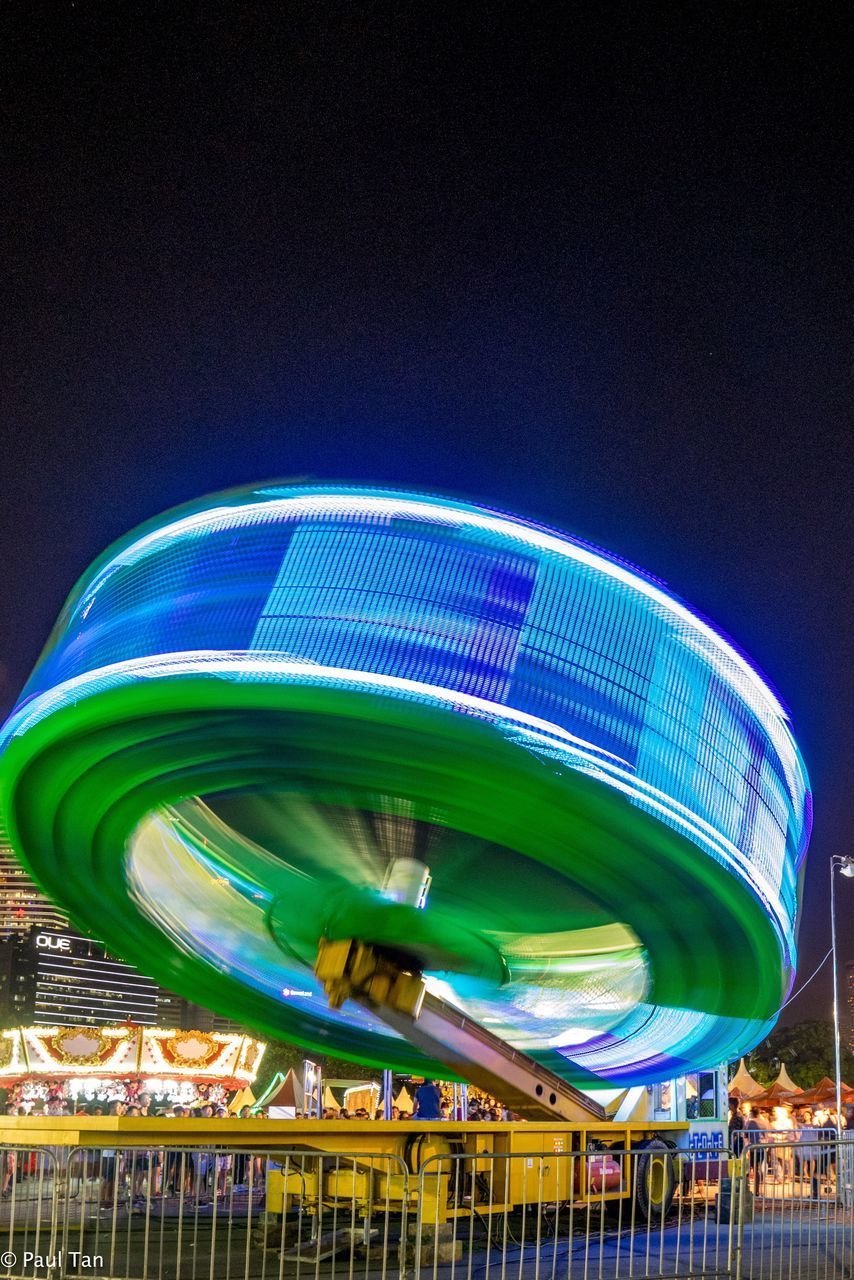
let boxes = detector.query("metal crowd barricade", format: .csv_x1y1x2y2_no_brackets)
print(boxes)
9,1134,854,1280
414,1145,735,1279
0,1144,60,1279
58,1144,409,1280
735,1135,854,1279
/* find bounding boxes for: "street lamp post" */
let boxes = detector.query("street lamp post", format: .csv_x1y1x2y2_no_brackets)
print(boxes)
830,856,854,1140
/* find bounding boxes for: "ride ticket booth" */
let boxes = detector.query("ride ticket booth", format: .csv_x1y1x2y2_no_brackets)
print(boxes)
645,1064,731,1189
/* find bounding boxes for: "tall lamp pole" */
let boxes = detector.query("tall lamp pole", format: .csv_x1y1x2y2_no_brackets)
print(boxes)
830,855,854,1139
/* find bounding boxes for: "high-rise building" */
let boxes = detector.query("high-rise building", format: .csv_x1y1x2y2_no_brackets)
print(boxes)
156,991,242,1034
0,927,160,1027
0,925,247,1034
0,816,68,938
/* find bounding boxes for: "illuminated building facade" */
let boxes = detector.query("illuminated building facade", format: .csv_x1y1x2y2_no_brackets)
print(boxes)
0,815,68,939
0,928,160,1027
0,924,243,1034
0,485,812,1085
156,991,242,1035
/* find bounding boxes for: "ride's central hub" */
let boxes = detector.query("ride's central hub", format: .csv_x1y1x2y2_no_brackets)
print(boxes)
380,857,432,909
314,936,427,1017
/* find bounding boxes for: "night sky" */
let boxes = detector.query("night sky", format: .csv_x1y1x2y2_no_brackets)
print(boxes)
1,4,851,1026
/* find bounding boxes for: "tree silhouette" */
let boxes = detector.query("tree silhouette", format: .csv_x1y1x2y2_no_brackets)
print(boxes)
746,1020,854,1089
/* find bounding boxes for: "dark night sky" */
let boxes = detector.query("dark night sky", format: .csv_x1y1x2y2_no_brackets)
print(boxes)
0,4,851,1026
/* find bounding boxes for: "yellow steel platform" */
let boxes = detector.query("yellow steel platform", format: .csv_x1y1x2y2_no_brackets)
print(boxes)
0,1115,687,1155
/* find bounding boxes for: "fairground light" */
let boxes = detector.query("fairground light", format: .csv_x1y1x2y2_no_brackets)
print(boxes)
0,485,811,1086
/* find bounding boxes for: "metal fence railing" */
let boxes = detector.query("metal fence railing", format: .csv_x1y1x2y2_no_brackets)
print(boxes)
0,1146,60,1279
736,1137,854,1279
413,1146,733,1279
57,1147,409,1280
2,1138,854,1279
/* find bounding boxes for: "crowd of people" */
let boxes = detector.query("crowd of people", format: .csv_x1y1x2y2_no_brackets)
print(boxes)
5,1098,249,1120
316,1082,514,1121
1,1081,515,1206
728,1098,852,1199
729,1097,853,1145
3,1081,513,1123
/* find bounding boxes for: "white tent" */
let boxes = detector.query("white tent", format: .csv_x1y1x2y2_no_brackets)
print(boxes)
394,1085,413,1112
773,1063,800,1094
729,1058,763,1099
260,1067,304,1117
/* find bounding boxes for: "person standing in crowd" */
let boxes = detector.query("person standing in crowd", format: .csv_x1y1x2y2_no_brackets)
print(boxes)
413,1079,442,1121
798,1110,821,1199
728,1098,745,1155
743,1108,764,1195
2,1108,18,1199
815,1110,837,1194
100,1102,123,1206
163,1109,186,1195
122,1107,150,1204
213,1107,232,1197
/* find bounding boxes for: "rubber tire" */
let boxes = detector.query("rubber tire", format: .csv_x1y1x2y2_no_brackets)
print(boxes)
634,1138,677,1220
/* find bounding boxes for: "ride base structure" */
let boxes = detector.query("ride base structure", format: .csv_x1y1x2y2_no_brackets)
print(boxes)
0,938,725,1224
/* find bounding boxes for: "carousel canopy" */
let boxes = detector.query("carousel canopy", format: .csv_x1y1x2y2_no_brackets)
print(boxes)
0,1025,264,1089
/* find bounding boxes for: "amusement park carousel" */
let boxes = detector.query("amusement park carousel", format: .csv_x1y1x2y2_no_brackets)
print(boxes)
0,1023,265,1112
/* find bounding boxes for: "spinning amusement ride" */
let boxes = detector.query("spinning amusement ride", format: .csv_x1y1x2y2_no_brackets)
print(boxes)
0,485,811,1122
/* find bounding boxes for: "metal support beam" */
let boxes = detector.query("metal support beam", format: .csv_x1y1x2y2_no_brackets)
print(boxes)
315,938,605,1123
